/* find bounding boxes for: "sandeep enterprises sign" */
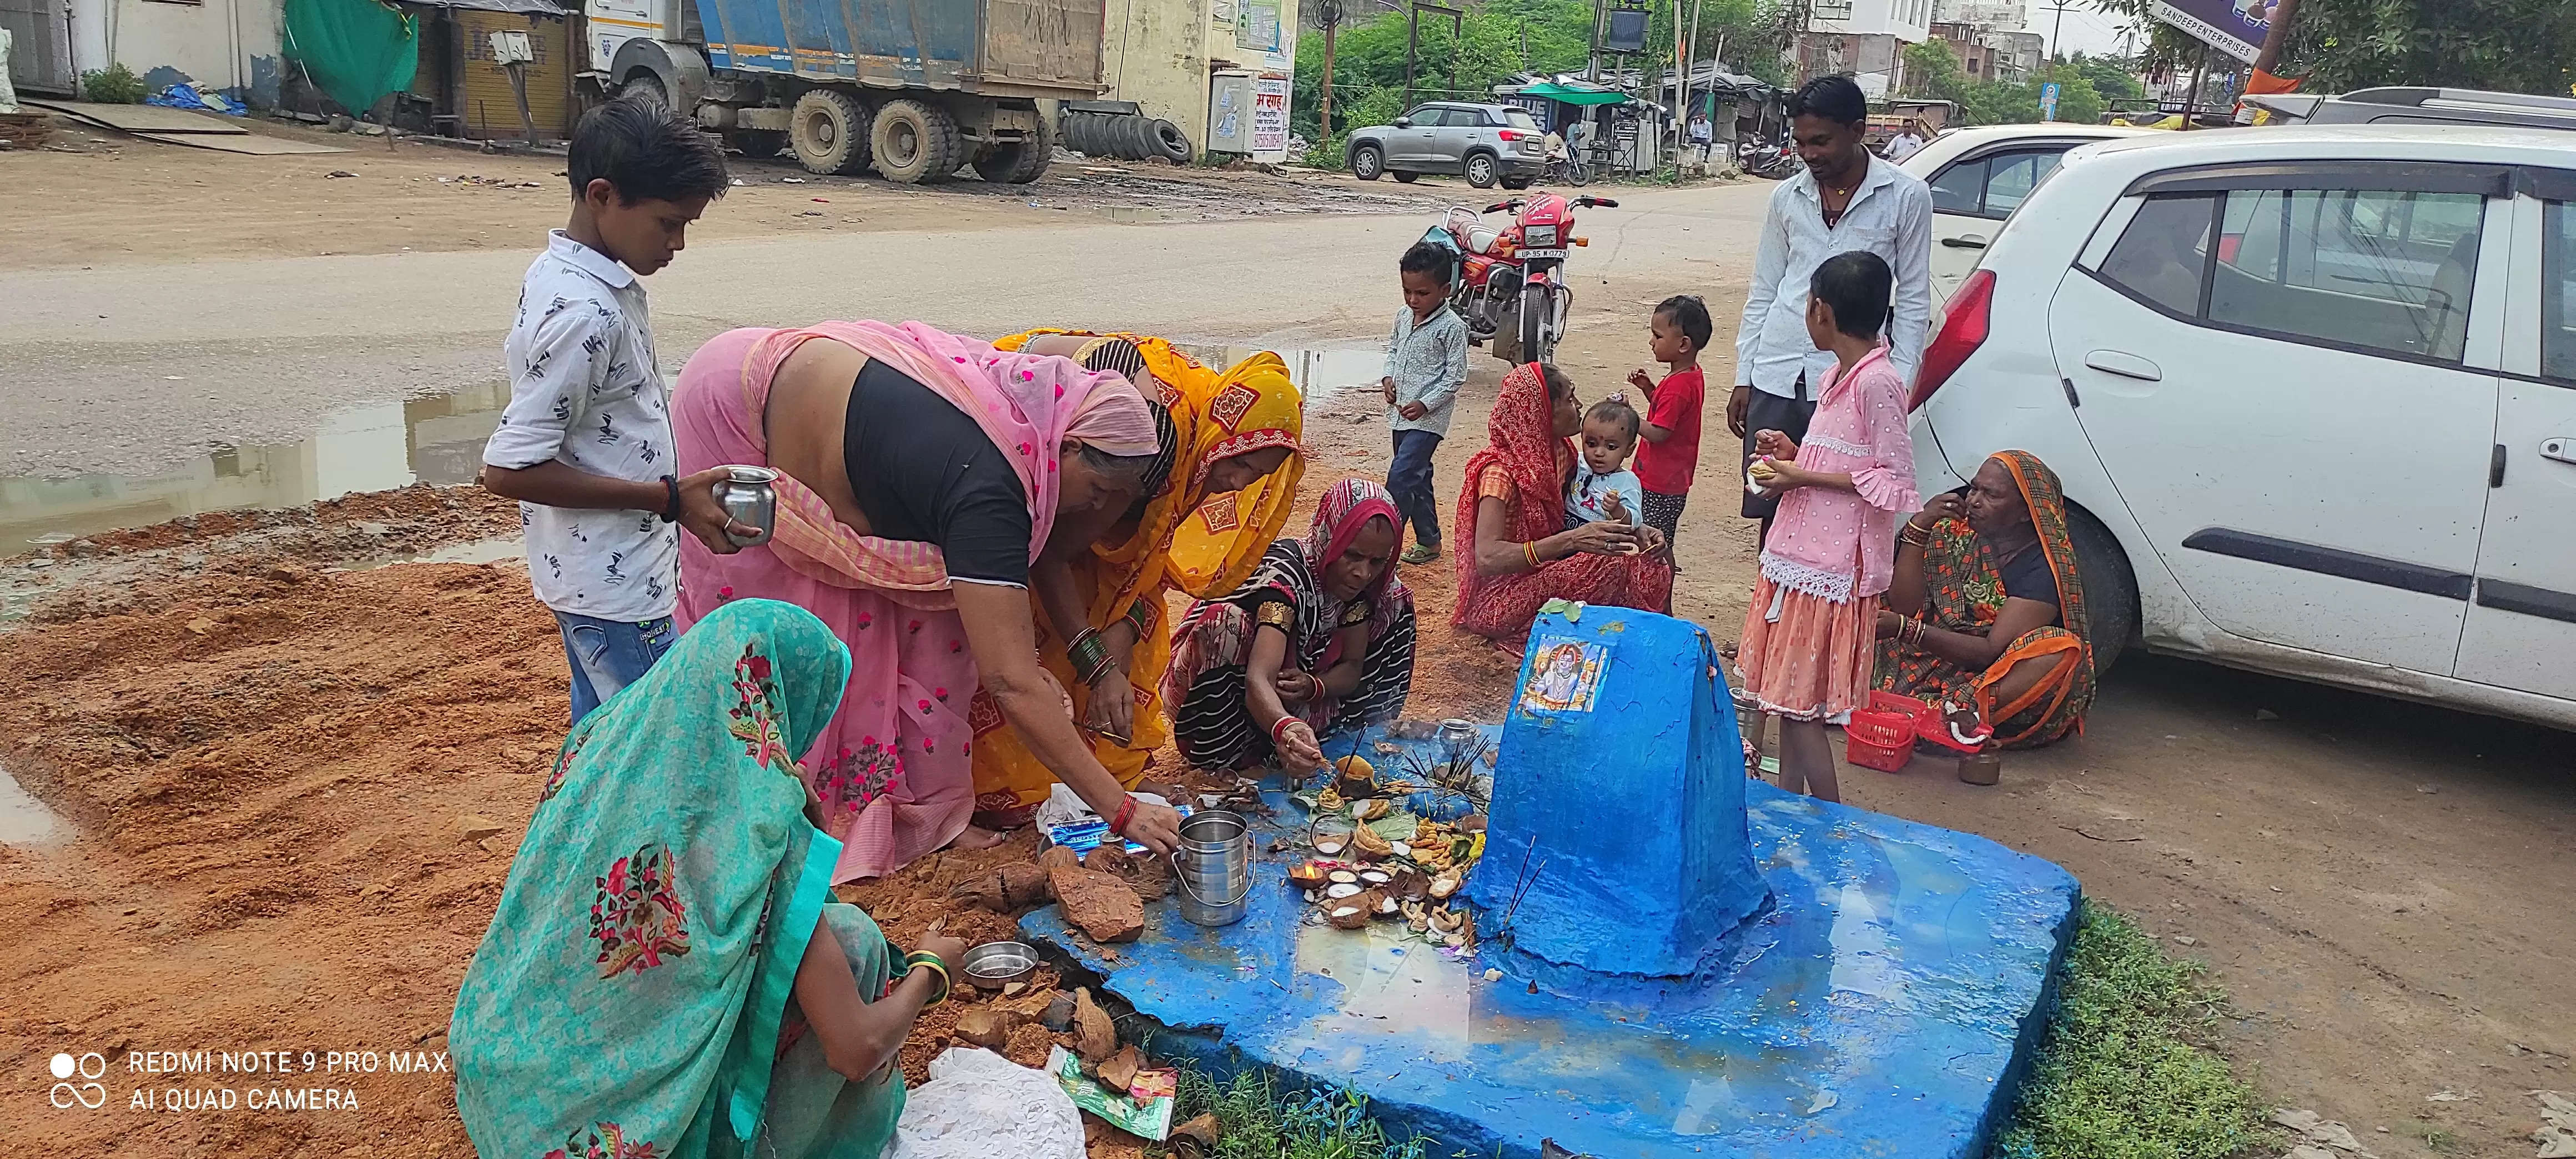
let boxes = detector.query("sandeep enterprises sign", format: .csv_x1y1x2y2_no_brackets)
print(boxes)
2149,0,2271,63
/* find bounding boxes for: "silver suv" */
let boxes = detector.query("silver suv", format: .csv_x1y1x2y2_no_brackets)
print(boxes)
1347,102,1549,190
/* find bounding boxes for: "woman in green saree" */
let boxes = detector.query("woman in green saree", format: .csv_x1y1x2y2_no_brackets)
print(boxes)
451,598,964,1159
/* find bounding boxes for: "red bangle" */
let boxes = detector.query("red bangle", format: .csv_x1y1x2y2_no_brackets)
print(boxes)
1270,715,1299,744
1110,795,1136,836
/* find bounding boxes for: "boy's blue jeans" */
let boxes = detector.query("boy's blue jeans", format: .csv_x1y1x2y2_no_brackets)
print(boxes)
1388,429,1443,550
555,610,676,725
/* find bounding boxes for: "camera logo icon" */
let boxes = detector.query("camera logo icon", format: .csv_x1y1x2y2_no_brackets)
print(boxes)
50,1052,107,1110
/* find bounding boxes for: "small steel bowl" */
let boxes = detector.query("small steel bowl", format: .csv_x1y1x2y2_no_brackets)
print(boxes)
959,940,1039,989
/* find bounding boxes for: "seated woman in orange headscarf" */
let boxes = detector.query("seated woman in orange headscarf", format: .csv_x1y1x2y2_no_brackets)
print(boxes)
1876,450,2096,749
965,332,1305,832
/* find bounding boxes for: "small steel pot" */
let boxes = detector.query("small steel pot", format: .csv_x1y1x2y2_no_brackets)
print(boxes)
959,940,1039,989
713,465,778,547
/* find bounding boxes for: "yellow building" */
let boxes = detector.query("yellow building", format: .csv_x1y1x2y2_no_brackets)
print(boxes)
1098,0,1297,155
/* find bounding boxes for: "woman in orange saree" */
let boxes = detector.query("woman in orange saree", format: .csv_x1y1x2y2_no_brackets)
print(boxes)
1875,450,2096,749
965,332,1306,830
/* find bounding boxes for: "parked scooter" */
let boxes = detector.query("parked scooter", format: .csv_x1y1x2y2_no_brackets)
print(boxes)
1737,134,1800,179
1419,191,1619,367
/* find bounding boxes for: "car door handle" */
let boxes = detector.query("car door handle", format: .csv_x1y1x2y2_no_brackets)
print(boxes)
2542,437,2575,466
2082,350,2162,381
1940,234,1989,249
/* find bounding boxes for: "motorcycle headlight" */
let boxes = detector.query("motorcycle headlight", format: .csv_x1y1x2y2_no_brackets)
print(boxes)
1523,225,1558,248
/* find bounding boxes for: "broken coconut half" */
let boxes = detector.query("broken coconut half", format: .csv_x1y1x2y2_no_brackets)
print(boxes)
1349,824,1394,860
1428,870,1462,900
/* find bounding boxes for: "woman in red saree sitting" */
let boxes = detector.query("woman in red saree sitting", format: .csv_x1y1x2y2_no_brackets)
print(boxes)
1451,363,1674,646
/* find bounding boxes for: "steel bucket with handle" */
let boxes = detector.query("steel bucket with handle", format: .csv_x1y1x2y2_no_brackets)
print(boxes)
1173,810,1251,928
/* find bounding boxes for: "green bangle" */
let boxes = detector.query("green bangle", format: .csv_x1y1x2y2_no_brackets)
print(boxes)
903,951,951,1006
1068,630,1111,685
1125,597,1155,634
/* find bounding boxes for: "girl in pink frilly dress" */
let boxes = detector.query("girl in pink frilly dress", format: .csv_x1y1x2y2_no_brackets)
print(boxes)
1735,252,1919,803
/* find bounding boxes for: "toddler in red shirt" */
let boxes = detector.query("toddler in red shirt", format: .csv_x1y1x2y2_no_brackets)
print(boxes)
1626,295,1713,549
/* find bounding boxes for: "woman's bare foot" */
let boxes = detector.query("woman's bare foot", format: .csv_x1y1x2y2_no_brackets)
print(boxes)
948,824,1010,852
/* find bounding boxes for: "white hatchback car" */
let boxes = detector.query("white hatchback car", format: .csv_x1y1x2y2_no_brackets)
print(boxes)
1897,124,2159,305
1910,125,2576,730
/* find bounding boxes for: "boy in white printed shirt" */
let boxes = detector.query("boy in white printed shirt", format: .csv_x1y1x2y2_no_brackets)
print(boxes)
480,98,751,724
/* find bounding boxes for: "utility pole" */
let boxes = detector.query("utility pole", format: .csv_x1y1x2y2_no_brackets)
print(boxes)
1589,0,1606,82
1405,5,1420,105
2179,41,2207,128
1683,0,1704,129
2042,0,2072,61
1322,18,1337,132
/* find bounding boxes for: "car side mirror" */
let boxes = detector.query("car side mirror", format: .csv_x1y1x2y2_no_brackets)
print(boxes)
1393,117,1413,129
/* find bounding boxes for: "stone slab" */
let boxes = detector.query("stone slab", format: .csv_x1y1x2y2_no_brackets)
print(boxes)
1024,730,2080,1159
23,99,250,133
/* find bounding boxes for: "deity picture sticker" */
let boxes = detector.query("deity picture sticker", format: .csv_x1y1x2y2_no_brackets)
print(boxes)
1517,637,1608,714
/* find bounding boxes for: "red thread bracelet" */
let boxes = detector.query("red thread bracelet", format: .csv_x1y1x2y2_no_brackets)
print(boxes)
1110,795,1137,836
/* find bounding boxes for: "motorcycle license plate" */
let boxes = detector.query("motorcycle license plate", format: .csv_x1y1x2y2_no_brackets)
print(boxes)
1517,248,1568,260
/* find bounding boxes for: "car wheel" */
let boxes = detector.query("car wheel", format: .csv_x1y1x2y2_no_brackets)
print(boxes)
1391,170,1419,183
2067,505,2137,676
1352,144,1383,180
1464,151,1498,189
872,98,962,184
789,89,871,176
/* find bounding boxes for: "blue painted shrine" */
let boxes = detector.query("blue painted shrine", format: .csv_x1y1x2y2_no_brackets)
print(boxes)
1024,607,2081,1158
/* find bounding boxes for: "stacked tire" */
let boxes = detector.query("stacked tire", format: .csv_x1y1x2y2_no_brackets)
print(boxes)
1061,111,1192,163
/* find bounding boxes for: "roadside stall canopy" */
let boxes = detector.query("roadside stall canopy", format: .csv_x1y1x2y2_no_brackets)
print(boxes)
1518,82,1631,107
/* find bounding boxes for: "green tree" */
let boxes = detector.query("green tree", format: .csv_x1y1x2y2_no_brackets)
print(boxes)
2099,0,2573,97
2067,52,2146,103
1904,39,1970,103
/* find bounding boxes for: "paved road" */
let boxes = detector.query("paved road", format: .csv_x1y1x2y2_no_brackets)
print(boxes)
0,184,1772,478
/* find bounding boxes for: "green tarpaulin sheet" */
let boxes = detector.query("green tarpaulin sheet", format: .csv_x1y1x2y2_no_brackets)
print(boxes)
1517,83,1631,106
283,0,419,117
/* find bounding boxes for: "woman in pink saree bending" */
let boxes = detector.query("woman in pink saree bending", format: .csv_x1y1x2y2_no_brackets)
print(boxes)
671,320,1181,881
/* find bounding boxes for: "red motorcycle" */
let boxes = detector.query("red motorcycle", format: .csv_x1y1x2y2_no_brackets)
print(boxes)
1424,192,1618,366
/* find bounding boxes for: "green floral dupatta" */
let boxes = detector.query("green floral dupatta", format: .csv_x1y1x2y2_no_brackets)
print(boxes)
451,599,871,1158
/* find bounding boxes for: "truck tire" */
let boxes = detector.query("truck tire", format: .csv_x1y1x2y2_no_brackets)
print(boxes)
789,89,871,176
973,112,1054,183
1061,112,1098,155
618,71,671,110
1149,119,1194,163
873,99,961,184
2067,505,2138,676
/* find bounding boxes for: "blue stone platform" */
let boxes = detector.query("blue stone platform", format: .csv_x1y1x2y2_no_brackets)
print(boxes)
1023,608,2081,1158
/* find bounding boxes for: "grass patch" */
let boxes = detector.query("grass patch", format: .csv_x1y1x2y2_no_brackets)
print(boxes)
1991,900,2271,1159
1175,1069,1435,1159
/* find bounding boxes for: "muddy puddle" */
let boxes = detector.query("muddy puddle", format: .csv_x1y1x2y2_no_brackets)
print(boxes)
1,341,1385,558
0,384,514,558
0,760,68,846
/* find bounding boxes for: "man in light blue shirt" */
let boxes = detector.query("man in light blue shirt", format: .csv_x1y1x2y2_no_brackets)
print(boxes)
1730,74,1933,542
